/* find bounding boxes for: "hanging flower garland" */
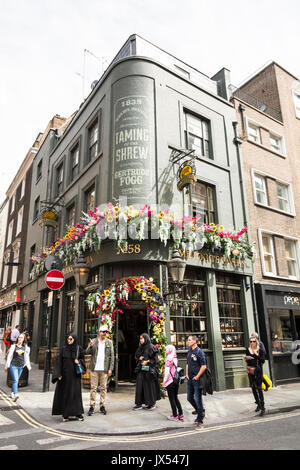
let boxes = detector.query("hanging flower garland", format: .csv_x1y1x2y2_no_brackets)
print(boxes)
30,203,256,279
86,276,167,379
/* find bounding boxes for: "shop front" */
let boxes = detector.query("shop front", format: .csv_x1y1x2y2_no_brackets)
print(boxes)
256,284,300,386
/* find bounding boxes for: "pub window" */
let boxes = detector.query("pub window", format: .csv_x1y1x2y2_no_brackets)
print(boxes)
191,181,216,224
216,273,244,349
169,269,208,350
87,119,99,163
36,159,43,182
66,203,76,228
33,196,40,221
56,162,64,196
184,112,211,159
66,293,76,337
84,185,95,213
70,144,80,182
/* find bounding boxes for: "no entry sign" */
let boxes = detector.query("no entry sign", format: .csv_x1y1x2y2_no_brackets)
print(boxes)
45,269,65,290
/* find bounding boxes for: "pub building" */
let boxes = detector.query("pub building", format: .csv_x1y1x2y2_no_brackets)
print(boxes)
22,35,256,391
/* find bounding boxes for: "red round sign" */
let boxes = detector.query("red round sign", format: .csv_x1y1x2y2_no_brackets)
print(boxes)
45,269,65,290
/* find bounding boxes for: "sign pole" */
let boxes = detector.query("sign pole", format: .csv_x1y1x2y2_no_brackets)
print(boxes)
42,290,56,392
42,269,65,392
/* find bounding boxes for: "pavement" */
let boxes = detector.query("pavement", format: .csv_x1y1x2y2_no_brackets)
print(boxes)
0,345,299,436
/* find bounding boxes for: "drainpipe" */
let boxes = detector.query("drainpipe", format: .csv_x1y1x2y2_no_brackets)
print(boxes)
232,121,259,334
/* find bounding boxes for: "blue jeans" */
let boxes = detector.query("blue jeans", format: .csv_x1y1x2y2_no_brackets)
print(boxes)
187,378,205,423
10,366,23,395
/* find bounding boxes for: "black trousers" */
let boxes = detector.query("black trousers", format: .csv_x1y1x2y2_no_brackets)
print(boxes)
166,382,183,417
249,375,265,410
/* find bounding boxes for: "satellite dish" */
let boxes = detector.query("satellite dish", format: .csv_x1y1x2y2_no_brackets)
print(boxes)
44,255,63,272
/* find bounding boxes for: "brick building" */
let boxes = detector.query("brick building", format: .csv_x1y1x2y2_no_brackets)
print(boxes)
0,115,68,332
232,62,300,385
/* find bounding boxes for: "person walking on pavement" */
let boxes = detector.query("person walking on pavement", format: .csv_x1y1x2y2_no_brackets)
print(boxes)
10,325,21,344
186,335,207,429
244,336,266,416
3,326,12,356
86,325,114,416
133,333,161,411
251,332,269,391
163,344,183,421
52,333,85,422
4,332,31,402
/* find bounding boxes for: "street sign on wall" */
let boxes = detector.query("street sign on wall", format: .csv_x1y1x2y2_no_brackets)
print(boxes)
45,270,65,291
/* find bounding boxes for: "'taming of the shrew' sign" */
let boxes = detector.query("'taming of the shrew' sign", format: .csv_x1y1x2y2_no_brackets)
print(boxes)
111,76,155,203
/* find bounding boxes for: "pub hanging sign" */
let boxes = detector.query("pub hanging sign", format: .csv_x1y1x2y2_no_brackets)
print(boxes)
177,160,197,191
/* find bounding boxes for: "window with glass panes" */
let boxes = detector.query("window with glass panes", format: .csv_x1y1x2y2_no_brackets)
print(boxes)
65,277,76,337
254,174,268,205
56,163,64,196
184,112,211,158
70,144,79,181
285,239,298,279
66,203,75,228
85,185,95,212
262,234,276,275
216,273,244,348
83,268,100,348
277,183,290,212
191,181,216,224
169,269,207,350
88,120,99,162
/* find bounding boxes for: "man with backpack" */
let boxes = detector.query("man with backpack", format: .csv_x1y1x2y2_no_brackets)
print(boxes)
186,335,207,429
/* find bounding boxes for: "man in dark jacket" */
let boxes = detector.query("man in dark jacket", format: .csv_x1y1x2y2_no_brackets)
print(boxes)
186,335,207,429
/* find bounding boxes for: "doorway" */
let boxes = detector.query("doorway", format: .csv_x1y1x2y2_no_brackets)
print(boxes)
117,306,148,382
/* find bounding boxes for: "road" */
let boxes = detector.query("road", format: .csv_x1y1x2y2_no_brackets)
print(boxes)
0,387,299,453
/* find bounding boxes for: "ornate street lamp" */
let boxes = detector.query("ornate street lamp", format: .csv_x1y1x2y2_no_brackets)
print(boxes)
73,255,90,289
167,249,187,284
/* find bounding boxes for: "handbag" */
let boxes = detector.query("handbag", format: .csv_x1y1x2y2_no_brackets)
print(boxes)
141,365,150,372
75,346,86,375
247,366,256,376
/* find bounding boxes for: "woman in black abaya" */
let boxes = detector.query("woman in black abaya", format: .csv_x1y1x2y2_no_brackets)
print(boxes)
52,333,85,422
132,333,161,410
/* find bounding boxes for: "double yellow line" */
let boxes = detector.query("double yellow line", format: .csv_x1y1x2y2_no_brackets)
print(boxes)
1,388,300,444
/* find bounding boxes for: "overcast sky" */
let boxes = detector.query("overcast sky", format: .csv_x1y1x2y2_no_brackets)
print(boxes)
1,0,300,202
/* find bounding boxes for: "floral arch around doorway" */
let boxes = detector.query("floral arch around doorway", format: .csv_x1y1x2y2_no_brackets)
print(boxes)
85,276,167,372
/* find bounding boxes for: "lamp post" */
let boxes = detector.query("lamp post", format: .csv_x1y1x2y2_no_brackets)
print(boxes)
164,249,187,297
73,255,90,344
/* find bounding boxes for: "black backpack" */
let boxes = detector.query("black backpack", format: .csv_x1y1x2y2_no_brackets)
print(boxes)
170,366,185,385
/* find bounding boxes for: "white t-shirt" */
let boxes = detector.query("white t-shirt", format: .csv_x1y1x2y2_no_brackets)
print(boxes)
94,340,105,371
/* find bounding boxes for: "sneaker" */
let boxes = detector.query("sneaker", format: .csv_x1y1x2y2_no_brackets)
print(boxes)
63,418,69,422
259,408,266,417
132,405,143,411
10,392,15,400
255,405,260,412
167,415,179,421
13,394,19,403
87,406,94,416
146,405,156,410
195,421,204,430
178,414,184,421
100,406,107,415
77,415,84,421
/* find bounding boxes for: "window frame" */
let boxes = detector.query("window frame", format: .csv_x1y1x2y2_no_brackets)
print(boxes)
247,121,261,144
253,172,268,206
184,111,212,159
292,90,300,119
36,159,43,183
190,180,217,224
260,232,277,276
284,239,299,280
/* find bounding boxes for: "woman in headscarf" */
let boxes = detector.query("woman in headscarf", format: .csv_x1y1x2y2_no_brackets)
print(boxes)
52,333,85,422
132,333,161,411
163,344,183,421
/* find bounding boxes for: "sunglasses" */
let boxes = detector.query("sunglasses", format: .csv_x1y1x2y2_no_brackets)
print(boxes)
250,340,257,343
